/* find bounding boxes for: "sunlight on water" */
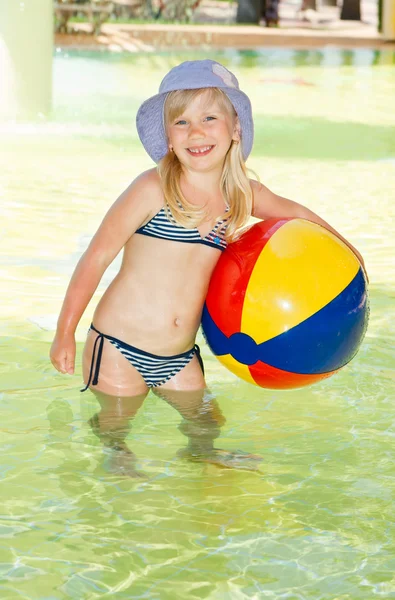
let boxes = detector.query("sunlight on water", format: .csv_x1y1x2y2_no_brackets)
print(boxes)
1,49,395,599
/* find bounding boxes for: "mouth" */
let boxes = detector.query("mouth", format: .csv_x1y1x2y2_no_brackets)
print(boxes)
186,145,214,157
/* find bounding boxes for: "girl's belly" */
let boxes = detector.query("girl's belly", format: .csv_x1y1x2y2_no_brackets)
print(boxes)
92,270,208,355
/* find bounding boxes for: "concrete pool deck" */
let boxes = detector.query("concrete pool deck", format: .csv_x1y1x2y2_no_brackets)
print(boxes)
54,0,394,51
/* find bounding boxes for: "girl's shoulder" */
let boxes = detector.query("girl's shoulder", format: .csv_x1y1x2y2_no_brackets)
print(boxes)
124,168,164,214
249,178,263,193
248,178,276,218
249,178,262,210
131,168,162,196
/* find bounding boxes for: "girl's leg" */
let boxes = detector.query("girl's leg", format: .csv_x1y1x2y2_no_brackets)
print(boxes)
155,358,261,469
88,389,148,477
154,356,224,457
155,387,226,462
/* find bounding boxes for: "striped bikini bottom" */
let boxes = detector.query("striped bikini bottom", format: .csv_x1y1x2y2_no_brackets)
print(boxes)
81,323,204,392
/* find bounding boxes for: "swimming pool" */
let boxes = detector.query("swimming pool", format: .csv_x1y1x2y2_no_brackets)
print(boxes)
1,49,395,599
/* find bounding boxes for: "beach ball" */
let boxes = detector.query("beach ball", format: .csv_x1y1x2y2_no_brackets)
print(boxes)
201,218,369,389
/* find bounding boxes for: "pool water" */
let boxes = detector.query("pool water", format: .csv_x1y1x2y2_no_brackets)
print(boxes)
1,49,395,599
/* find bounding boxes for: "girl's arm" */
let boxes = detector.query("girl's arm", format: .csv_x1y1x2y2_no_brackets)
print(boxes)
50,171,158,375
251,180,368,278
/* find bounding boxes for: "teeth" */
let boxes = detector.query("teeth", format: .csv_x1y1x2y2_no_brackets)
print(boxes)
188,146,212,154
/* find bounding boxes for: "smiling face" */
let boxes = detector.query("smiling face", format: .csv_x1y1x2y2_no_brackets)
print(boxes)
165,88,240,172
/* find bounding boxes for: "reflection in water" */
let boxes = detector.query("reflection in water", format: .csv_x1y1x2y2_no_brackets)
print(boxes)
225,48,395,68
47,398,74,438
46,398,96,499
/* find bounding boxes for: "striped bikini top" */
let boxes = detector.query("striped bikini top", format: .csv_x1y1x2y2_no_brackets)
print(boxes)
135,206,228,251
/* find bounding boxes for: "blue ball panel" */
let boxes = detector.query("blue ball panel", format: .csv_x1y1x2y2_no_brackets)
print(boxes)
202,305,260,365
258,268,369,373
201,304,230,355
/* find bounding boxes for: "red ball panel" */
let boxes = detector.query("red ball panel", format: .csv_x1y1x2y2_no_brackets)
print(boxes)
205,219,288,338
249,361,338,389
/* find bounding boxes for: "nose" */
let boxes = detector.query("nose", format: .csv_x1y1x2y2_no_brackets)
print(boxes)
188,121,205,139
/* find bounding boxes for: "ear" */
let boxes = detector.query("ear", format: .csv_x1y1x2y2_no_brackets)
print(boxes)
232,117,241,142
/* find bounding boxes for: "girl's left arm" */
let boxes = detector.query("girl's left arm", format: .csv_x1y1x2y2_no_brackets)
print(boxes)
251,180,368,281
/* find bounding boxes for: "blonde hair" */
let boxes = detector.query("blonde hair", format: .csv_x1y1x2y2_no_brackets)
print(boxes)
157,88,252,242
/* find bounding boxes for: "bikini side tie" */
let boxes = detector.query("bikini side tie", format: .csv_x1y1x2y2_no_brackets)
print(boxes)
80,327,104,392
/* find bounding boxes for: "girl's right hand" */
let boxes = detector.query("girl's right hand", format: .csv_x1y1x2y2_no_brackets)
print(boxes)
50,333,76,375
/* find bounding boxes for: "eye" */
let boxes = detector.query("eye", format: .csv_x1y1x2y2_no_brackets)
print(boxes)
174,119,187,126
204,116,216,122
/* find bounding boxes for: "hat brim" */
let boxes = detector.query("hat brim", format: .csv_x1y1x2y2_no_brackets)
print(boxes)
136,87,253,164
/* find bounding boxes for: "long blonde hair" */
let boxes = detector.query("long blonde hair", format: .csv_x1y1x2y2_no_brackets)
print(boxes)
157,88,252,241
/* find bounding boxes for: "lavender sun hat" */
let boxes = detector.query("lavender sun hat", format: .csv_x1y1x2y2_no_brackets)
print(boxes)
136,59,254,163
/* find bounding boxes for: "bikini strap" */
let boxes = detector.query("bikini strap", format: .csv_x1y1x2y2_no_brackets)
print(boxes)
194,344,205,376
80,324,105,392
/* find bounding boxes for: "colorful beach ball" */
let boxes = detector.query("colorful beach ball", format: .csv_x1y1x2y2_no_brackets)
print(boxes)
201,218,369,389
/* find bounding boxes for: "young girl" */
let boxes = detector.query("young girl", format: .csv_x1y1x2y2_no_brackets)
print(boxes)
50,59,366,465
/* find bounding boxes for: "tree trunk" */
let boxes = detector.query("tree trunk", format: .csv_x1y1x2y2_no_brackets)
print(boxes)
236,0,262,23
340,0,361,20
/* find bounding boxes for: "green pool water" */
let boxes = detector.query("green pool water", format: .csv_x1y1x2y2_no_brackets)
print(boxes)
1,49,395,599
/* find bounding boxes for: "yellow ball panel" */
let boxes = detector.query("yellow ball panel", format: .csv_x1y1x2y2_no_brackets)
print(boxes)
242,219,360,344
217,354,256,385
